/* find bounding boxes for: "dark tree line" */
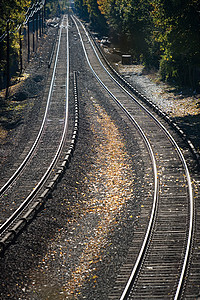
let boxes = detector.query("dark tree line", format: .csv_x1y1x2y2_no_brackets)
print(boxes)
0,0,199,89
75,0,200,89
0,0,67,93
0,0,31,91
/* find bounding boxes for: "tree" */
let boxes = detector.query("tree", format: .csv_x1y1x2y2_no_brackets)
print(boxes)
74,0,89,20
74,0,107,32
151,0,200,87
0,0,31,90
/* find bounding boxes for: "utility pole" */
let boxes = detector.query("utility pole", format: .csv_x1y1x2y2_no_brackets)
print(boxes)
19,26,23,73
6,20,10,99
41,4,43,35
39,9,42,37
28,18,30,62
36,10,38,47
32,13,35,52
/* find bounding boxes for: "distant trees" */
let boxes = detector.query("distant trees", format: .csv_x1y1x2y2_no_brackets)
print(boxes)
151,0,200,87
0,0,199,89
74,0,89,20
0,0,30,24
75,0,107,32
0,0,31,92
0,0,30,58
0,0,63,93
75,0,200,89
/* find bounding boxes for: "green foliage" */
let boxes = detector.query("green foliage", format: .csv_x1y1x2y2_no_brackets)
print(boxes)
45,0,66,17
74,0,89,20
75,0,200,89
0,0,31,86
74,0,108,32
151,0,200,87
0,0,30,29
0,0,199,89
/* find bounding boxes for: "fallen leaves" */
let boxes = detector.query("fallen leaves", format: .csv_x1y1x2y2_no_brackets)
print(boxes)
26,100,136,299
63,101,134,296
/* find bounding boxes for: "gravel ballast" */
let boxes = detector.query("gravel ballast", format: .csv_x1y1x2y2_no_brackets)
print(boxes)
0,16,199,300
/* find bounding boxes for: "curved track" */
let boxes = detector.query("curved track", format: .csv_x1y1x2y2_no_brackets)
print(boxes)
0,12,195,299
0,15,71,251
72,15,194,300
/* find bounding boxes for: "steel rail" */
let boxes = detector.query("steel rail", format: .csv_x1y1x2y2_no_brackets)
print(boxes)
72,14,160,298
73,15,193,300
0,15,62,197
0,15,69,236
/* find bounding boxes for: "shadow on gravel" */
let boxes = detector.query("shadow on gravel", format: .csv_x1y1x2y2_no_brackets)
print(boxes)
0,73,44,132
166,85,200,97
12,74,44,99
0,118,23,130
173,113,200,151
0,97,23,130
10,91,28,101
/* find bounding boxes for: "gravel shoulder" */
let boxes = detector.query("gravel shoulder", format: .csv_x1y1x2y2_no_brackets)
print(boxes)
0,17,199,300
0,24,58,186
0,22,148,299
0,25,199,178
102,45,200,155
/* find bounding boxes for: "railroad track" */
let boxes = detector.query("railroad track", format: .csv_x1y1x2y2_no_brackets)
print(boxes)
0,12,197,299
71,15,194,299
0,15,79,254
